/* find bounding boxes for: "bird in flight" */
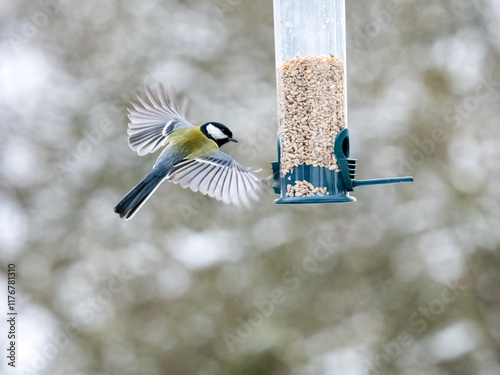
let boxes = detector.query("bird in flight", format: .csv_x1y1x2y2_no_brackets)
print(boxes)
114,85,261,220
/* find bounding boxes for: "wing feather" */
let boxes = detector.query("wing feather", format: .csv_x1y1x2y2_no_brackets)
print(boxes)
229,168,240,206
206,163,224,198
213,164,230,201
188,165,217,194
197,166,218,195
236,169,250,208
127,85,194,156
167,151,261,207
222,167,233,205
176,163,206,188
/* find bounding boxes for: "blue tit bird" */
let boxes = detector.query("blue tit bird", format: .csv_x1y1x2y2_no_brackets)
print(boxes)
114,85,261,220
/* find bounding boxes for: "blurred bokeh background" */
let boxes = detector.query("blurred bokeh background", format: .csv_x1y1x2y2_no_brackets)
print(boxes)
1,0,500,374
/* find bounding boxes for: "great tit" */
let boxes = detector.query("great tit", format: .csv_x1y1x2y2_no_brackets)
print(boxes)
114,85,261,220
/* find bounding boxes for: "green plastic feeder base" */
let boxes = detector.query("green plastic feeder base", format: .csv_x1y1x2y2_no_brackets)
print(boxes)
271,129,413,204
274,194,355,204
274,165,355,204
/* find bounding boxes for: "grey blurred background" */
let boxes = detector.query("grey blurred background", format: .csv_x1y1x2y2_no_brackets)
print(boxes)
1,0,500,374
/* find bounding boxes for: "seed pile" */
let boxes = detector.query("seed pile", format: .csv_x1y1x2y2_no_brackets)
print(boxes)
277,54,346,176
286,180,329,197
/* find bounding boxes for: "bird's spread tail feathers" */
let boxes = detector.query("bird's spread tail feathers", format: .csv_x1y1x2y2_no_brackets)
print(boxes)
114,172,166,220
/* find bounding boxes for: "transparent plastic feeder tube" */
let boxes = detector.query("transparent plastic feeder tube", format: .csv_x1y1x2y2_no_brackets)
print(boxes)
274,0,353,203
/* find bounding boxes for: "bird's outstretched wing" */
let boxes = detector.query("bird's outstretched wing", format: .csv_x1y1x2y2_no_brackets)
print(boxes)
127,85,194,156
167,151,261,207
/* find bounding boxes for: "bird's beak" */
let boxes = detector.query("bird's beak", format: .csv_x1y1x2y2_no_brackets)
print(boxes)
228,137,238,143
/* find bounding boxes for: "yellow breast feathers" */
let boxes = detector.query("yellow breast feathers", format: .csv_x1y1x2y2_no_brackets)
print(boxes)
168,126,219,159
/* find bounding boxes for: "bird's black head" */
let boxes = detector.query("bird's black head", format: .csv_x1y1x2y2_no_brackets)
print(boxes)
200,122,238,148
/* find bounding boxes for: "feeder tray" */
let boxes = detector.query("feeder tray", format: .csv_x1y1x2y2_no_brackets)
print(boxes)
272,129,414,204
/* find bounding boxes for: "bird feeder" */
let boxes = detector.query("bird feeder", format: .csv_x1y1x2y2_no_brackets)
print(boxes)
271,0,413,204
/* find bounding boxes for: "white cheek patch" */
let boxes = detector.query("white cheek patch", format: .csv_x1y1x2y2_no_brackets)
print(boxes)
207,124,227,140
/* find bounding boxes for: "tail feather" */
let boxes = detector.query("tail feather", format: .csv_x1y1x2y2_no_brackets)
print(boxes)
114,172,166,220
